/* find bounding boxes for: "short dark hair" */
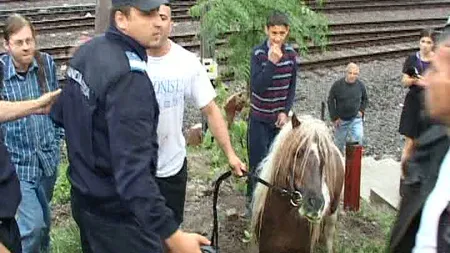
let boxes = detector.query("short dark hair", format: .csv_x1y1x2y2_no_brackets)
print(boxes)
3,14,36,42
110,6,132,26
266,11,290,27
419,28,437,42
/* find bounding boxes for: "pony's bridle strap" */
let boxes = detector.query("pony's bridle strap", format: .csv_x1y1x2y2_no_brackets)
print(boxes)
289,164,300,206
244,171,304,207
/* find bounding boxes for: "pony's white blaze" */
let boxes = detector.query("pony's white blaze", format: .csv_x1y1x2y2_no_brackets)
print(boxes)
321,174,330,217
310,143,330,218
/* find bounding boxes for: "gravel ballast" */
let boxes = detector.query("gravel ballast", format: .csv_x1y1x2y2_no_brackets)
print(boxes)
183,57,411,160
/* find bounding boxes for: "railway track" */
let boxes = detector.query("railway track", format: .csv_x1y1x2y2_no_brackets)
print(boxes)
0,15,446,40
1,0,449,25
0,12,193,36
305,0,449,7
0,2,195,22
46,26,436,81
313,1,450,12
42,24,443,64
55,43,420,83
0,0,446,81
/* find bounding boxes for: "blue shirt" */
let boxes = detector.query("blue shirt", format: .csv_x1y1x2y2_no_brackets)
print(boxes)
0,53,63,182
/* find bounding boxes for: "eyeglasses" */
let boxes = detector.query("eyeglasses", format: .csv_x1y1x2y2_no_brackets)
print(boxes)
8,37,35,47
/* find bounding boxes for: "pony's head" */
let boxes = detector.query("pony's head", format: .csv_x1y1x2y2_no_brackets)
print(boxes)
252,114,342,229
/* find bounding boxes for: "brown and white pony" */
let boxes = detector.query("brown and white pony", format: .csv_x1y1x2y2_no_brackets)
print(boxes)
251,114,345,253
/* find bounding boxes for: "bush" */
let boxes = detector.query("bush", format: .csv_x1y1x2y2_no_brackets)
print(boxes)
190,0,329,83
200,82,249,192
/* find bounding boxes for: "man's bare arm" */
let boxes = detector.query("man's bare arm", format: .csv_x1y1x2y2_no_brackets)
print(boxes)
0,89,61,123
201,100,246,176
0,242,11,253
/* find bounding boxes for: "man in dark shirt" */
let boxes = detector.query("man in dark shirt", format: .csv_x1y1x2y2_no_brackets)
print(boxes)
0,62,61,253
50,0,209,252
327,62,368,153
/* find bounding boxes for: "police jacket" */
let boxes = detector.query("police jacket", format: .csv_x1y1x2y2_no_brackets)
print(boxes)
50,26,178,244
389,124,450,252
0,62,21,219
0,130,20,219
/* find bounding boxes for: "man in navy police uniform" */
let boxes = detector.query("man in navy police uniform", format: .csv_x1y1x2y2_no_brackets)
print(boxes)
50,0,210,252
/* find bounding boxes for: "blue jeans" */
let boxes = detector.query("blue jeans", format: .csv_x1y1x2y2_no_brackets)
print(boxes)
16,173,57,253
334,117,364,153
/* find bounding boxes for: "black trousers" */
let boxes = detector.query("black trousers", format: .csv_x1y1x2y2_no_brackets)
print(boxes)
155,158,188,226
71,191,163,253
0,218,21,253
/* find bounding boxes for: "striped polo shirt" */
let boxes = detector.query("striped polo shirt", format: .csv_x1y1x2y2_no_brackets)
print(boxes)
250,40,298,123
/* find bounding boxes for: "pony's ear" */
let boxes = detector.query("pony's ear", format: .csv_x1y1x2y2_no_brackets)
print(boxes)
291,113,301,128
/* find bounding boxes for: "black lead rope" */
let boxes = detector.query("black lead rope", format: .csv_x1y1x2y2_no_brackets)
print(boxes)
204,170,304,253
209,170,232,250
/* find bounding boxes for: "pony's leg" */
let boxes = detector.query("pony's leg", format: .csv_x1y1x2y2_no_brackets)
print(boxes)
322,211,338,253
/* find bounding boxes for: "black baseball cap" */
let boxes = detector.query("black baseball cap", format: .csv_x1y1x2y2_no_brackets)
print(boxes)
112,0,169,12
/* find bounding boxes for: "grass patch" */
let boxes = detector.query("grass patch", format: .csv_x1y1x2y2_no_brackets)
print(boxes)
333,201,396,253
53,161,70,205
50,218,81,253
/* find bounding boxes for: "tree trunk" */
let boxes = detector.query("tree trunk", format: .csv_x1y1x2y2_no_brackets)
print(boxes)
95,0,111,35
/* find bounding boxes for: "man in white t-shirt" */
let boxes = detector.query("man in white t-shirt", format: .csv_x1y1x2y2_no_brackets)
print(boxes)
146,4,246,226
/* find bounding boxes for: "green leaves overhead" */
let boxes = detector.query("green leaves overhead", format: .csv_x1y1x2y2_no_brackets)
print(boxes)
190,0,329,82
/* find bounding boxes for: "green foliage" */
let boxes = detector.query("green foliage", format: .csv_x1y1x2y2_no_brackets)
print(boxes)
200,82,249,192
190,0,329,82
213,82,229,107
53,161,70,205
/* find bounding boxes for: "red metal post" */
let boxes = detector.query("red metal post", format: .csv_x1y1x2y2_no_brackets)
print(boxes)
344,143,363,212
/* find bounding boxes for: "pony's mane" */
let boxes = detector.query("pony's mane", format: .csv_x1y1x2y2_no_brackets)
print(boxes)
251,115,343,243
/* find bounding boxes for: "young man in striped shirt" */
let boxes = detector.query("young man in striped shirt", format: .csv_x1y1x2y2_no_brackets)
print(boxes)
247,11,298,210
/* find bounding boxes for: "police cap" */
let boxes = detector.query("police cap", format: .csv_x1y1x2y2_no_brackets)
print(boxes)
112,0,169,12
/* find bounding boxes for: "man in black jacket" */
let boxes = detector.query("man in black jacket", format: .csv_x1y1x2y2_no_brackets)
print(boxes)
49,0,209,252
327,62,368,153
389,28,450,253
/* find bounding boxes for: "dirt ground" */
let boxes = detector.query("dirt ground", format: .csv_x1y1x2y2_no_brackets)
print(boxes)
51,150,394,253
180,152,394,253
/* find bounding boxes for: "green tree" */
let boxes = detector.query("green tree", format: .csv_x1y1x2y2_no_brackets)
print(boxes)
190,0,329,83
